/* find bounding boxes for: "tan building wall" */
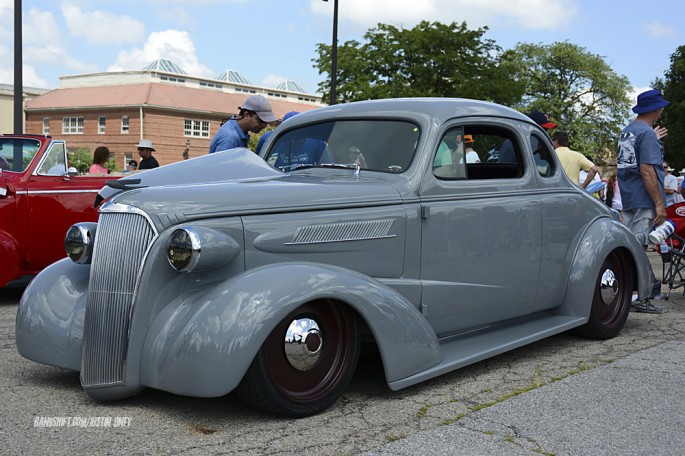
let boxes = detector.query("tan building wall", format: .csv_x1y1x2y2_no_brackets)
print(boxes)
0,84,50,134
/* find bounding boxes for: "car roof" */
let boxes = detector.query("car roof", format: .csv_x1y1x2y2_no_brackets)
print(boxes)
288,98,534,127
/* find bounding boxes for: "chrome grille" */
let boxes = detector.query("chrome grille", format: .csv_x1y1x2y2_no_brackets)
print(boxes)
81,210,156,387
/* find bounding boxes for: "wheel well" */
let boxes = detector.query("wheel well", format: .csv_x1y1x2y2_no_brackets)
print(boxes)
616,247,638,292
312,298,384,369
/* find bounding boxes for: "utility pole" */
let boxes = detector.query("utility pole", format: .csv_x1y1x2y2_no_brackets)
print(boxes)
14,0,23,134
323,0,338,105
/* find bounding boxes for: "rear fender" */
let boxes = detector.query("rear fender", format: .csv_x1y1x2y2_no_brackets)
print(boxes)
557,218,650,318
139,263,440,397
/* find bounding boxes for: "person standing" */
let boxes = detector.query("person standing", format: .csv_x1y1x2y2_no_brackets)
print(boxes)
463,135,480,163
136,139,159,169
605,172,623,221
551,131,602,189
209,95,277,154
122,159,137,173
255,111,300,155
663,162,678,207
617,89,670,313
89,146,111,174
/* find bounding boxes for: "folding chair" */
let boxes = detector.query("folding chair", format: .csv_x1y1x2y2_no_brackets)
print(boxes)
661,232,685,300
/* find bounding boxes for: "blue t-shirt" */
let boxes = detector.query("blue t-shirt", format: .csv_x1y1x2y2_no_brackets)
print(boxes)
208,119,248,154
617,121,665,210
255,131,273,155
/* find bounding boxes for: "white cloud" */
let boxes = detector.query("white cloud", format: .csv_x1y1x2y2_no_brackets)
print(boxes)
311,0,577,30
261,74,287,88
628,86,655,104
109,30,214,77
24,7,62,46
61,2,145,45
0,49,50,88
644,21,677,38
25,43,98,74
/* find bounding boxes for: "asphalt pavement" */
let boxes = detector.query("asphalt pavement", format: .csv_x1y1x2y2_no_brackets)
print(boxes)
365,252,685,455
364,338,685,455
1,252,684,455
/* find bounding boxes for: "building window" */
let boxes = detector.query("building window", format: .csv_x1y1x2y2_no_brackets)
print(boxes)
200,82,223,89
62,117,84,134
121,116,130,134
184,119,210,138
98,116,106,134
42,117,49,135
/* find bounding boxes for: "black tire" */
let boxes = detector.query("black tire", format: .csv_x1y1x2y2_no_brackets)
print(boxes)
574,250,633,339
236,300,360,417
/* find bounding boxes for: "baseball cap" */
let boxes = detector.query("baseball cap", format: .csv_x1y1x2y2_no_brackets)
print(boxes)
527,111,557,130
240,95,278,123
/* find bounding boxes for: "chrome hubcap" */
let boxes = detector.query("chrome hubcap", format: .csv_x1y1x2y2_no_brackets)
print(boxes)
600,269,619,306
284,318,323,371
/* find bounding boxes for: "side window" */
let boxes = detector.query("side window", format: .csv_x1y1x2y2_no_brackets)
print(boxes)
531,133,556,177
433,125,523,180
433,127,466,179
38,143,67,175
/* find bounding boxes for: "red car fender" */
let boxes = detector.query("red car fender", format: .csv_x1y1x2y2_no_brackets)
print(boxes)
0,229,20,287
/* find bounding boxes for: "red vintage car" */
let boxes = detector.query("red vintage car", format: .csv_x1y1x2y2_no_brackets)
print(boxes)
0,134,120,287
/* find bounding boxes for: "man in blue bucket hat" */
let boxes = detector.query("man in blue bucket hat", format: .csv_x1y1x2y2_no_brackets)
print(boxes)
617,89,670,313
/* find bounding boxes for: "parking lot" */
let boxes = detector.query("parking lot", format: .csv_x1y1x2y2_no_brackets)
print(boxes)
2,253,685,455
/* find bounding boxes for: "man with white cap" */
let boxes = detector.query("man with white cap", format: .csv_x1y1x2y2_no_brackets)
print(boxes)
136,139,159,169
209,95,278,154
617,88,670,313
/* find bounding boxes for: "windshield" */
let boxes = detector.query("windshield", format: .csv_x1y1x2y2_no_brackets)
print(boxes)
264,120,420,173
0,138,41,172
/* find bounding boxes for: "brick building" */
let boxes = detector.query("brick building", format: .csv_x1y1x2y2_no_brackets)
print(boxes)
23,60,324,169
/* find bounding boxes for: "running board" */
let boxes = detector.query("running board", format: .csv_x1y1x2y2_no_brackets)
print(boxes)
387,315,585,391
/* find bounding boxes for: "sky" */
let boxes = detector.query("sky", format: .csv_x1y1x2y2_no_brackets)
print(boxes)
0,0,682,100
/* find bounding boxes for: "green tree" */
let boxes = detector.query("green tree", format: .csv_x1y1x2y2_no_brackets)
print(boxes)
654,45,685,170
68,148,92,174
313,21,524,105
504,41,633,162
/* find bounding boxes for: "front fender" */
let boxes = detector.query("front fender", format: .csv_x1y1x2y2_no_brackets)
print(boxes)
139,263,440,397
0,229,20,287
15,258,89,370
557,217,651,318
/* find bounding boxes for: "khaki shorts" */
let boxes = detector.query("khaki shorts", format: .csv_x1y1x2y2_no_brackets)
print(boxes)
623,208,656,246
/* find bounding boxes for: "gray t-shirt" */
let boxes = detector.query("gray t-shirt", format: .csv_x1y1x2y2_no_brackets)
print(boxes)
617,121,665,210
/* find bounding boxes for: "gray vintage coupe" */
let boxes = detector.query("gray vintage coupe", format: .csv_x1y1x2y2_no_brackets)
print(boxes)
16,98,651,417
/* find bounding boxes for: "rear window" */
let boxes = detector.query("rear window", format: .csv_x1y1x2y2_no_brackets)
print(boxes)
264,120,420,174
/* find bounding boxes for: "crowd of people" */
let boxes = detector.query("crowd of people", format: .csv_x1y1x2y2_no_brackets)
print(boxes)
547,89,673,314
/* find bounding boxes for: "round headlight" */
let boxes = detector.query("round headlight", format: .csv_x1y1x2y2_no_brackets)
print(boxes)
167,228,200,272
64,223,97,264
166,226,240,273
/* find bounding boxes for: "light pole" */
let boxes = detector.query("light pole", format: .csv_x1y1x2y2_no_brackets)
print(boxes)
323,0,338,105
14,0,23,133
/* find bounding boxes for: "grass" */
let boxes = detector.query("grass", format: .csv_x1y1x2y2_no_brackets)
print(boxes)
440,362,596,426
385,432,407,442
416,403,432,419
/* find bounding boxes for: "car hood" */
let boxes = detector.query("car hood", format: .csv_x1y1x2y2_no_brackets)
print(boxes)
97,148,281,203
103,148,403,230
